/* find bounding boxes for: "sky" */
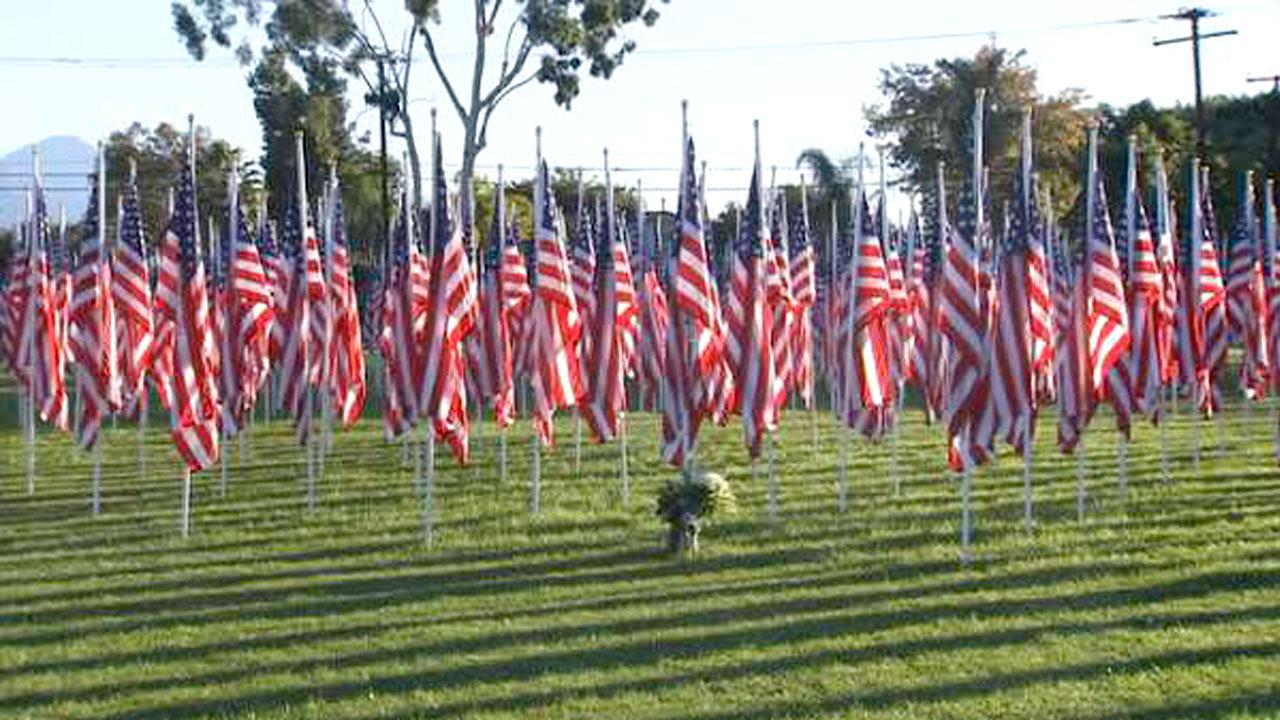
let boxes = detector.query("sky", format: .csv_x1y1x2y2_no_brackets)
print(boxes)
2,0,1278,216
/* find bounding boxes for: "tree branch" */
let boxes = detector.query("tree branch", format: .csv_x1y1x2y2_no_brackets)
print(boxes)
476,69,537,150
422,26,467,121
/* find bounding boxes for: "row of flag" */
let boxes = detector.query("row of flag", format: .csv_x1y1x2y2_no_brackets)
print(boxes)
4,99,1279,484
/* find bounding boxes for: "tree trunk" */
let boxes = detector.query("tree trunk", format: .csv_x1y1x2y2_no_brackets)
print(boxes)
459,118,480,235
401,110,424,211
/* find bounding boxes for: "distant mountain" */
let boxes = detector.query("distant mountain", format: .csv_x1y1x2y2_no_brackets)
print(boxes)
0,136,95,228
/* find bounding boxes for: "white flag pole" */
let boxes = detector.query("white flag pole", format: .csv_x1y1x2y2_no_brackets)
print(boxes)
530,124,543,514
1190,157,1204,473
22,160,38,496
90,143,107,515
839,145,865,514
219,161,237,497
180,466,192,538
321,165,338,482
294,130,317,512
961,89,985,565
422,427,436,545
603,147,629,506
1155,153,1173,482
1076,437,1088,523
1264,176,1279,462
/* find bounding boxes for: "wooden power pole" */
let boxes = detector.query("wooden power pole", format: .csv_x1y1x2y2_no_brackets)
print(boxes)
1153,7,1237,159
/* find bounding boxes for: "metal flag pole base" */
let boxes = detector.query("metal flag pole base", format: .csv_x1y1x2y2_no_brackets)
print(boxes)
498,428,508,485
1022,420,1034,534
960,466,973,566
1160,392,1172,483
180,467,192,538
1215,412,1225,460
239,430,248,473
767,432,779,523
91,441,103,516
422,430,435,545
138,396,148,484
1118,435,1129,503
402,434,411,467
219,435,229,497
619,413,630,509
1076,440,1087,523
25,391,36,496
573,411,583,477
809,407,819,455
837,427,849,513
890,416,901,498
530,433,542,515
1193,421,1203,474
305,436,316,512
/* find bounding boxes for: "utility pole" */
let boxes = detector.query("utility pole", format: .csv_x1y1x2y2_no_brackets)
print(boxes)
1153,7,1238,160
375,55,392,261
1247,74,1280,93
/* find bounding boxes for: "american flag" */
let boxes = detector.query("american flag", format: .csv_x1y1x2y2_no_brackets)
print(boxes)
789,182,817,409
1126,180,1165,422
1189,164,1228,417
1263,179,1280,402
695,158,735,427
1083,130,1132,437
723,142,775,458
905,211,929,396
940,147,991,470
570,178,596,353
379,192,425,439
582,175,638,442
258,217,287,365
884,218,910,397
1225,173,1268,400
527,159,584,447
500,205,532,371
278,193,322,445
418,134,477,463
68,171,120,449
1054,232,1089,454
327,185,365,426
5,221,29,383
112,164,155,421
843,191,894,440
990,129,1042,455
0,255,13,377
471,176,520,428
29,178,68,430
1154,161,1181,387
922,166,952,426
157,146,220,470
766,190,794,417
632,200,668,409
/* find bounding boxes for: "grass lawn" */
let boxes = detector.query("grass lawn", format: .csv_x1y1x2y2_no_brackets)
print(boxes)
0,396,1278,719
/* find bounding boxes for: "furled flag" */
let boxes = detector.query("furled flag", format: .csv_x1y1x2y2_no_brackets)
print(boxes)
418,134,478,463
327,182,365,426
1124,142,1165,422
526,159,584,447
0,254,12,376
922,167,953,425
29,175,68,430
570,175,596,353
723,133,776,458
1264,179,1280,407
1225,172,1268,399
1153,158,1181,387
258,216,287,365
155,139,220,470
68,165,119,449
989,116,1043,455
6,219,29,383
500,206,532,369
766,189,794,417
1054,230,1089,454
278,184,324,445
696,162,735,426
471,174,519,427
884,223,910,402
583,163,638,442
632,195,668,409
843,189,894,440
113,162,155,421
379,188,425,439
789,178,817,409
1083,126,1132,438
904,210,929,396
1184,163,1229,417
940,123,993,470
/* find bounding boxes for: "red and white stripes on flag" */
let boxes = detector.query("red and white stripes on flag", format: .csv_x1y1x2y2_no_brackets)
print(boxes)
1263,179,1280,404
789,183,817,409
1225,174,1268,400
843,192,894,441
29,186,69,431
724,149,776,458
379,195,428,439
278,202,322,445
113,168,155,421
69,171,120,450
1128,196,1165,422
939,178,988,470
1186,164,1229,417
157,146,220,471
583,175,639,442
527,159,585,447
418,135,478,464
471,177,523,428
1083,128,1132,437
326,189,365,427
766,192,794,418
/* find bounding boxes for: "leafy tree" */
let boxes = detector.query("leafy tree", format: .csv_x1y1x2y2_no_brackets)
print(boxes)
867,46,1088,223
407,0,667,229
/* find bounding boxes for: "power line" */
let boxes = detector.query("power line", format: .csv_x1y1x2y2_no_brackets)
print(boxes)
1153,7,1238,159
0,13,1165,69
